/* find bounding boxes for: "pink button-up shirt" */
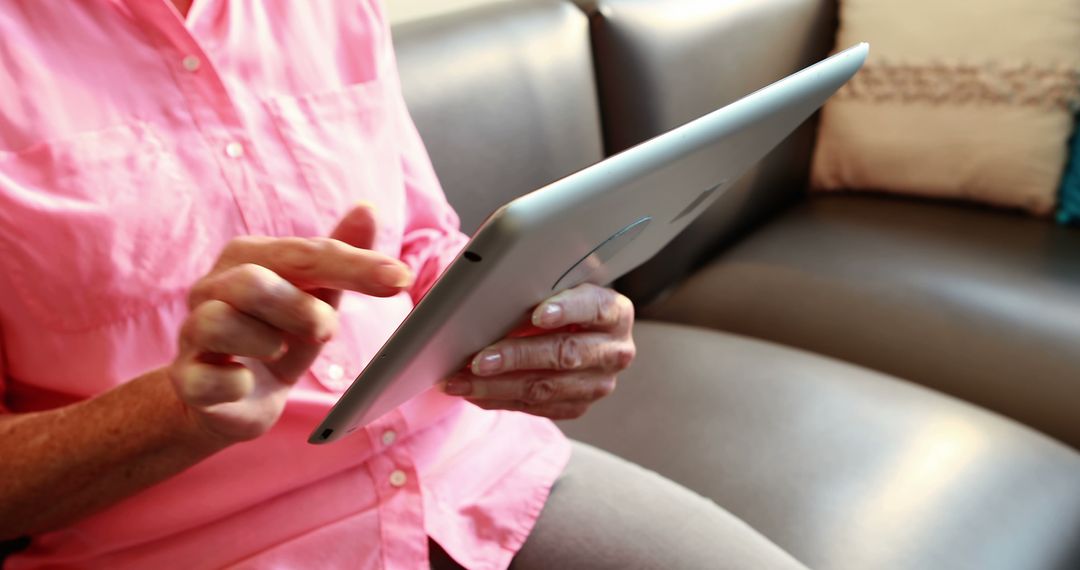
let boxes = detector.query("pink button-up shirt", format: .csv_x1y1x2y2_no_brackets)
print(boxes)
0,1,570,568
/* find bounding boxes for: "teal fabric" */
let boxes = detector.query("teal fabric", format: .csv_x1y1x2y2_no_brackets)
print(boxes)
1058,114,1080,226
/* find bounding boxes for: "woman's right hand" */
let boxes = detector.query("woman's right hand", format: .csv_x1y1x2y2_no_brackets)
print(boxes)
168,204,413,444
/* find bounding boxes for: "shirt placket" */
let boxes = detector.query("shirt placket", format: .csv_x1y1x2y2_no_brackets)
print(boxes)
363,411,429,568
121,0,284,237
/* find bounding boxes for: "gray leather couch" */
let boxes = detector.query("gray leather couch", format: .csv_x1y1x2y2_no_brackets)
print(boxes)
393,0,1080,568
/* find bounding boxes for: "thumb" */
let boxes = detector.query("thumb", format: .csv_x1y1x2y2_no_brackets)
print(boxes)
331,201,379,250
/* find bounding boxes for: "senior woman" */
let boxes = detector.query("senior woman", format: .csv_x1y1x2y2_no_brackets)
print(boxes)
0,1,806,568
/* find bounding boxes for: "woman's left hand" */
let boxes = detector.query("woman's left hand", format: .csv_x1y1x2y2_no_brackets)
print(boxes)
441,283,636,420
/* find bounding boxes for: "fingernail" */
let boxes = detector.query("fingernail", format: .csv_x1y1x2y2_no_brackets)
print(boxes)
472,350,503,375
374,263,413,288
310,327,335,344
269,343,288,360
354,200,377,214
444,378,472,396
534,303,563,328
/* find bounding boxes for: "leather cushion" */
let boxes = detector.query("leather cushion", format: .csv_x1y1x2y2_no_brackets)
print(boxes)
644,194,1080,448
561,321,1080,570
392,0,604,234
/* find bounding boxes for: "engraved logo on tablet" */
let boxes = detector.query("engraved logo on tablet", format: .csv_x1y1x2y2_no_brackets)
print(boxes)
671,179,730,224
552,216,652,291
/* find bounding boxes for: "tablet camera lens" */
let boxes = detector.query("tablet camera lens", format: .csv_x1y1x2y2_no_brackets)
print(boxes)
464,251,482,262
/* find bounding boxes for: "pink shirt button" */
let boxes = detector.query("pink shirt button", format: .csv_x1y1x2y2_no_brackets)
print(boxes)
224,141,244,158
181,55,200,72
323,363,349,391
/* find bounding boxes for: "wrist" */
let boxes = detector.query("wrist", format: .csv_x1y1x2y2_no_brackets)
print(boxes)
155,368,235,455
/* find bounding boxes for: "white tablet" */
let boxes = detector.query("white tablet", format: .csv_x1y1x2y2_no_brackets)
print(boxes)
309,43,869,444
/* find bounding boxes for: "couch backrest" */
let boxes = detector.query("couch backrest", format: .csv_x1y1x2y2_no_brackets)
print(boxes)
392,0,839,302
578,0,838,302
392,0,604,234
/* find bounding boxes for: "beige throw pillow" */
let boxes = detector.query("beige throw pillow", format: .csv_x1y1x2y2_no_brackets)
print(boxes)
811,0,1080,215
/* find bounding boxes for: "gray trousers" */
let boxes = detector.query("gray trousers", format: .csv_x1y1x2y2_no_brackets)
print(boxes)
431,441,808,569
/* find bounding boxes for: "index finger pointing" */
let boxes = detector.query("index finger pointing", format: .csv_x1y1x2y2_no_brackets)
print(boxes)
216,236,413,297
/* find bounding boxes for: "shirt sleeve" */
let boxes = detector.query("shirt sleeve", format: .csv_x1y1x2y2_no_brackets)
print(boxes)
387,70,470,304
371,3,468,303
